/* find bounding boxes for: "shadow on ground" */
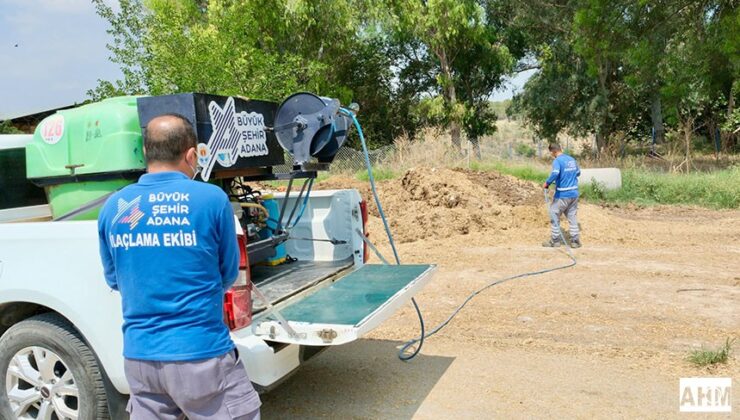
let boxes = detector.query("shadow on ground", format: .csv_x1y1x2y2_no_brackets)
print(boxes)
260,339,454,418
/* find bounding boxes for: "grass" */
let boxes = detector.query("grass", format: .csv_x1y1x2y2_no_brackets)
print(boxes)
580,166,740,209
470,159,740,210
470,160,549,182
260,172,331,188
354,167,399,182
687,339,735,367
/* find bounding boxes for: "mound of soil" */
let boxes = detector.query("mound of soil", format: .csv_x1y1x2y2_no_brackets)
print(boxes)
317,167,548,243
458,168,542,206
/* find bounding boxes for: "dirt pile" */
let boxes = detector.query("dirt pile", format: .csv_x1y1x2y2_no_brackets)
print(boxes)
458,168,542,206
318,167,549,243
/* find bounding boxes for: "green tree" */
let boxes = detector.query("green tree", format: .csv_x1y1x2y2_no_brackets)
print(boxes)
457,1,520,158
508,1,606,149
620,1,678,146
89,0,151,99
511,0,738,156
384,0,518,154
90,0,411,147
511,40,599,143
660,1,738,168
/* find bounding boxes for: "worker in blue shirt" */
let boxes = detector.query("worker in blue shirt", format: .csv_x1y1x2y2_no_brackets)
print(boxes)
542,143,582,248
98,114,261,419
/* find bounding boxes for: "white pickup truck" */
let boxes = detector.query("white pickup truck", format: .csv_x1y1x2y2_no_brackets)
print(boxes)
0,134,435,419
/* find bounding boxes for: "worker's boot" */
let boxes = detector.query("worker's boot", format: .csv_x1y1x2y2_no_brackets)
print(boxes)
570,238,582,248
542,238,562,247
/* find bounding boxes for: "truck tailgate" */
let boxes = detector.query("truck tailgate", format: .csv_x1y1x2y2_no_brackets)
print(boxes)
252,264,435,345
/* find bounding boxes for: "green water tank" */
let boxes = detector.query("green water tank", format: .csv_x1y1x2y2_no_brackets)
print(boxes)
26,96,146,220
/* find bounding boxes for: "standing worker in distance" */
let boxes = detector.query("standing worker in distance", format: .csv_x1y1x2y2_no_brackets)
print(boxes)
542,143,582,248
98,114,261,419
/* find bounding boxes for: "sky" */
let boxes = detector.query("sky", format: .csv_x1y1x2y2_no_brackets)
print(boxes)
0,0,532,120
0,0,122,120
493,69,536,101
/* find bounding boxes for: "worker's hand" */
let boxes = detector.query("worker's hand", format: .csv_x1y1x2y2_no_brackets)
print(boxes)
543,182,549,189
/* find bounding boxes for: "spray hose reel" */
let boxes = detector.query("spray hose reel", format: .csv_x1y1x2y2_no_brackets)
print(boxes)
273,92,352,167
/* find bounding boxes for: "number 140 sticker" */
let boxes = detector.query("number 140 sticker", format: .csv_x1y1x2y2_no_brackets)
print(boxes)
40,115,65,145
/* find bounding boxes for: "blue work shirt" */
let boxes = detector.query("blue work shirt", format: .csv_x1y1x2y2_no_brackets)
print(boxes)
545,153,581,198
98,171,239,361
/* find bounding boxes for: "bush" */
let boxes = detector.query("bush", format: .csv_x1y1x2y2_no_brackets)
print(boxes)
589,179,607,200
515,143,536,158
0,120,23,134
692,135,720,154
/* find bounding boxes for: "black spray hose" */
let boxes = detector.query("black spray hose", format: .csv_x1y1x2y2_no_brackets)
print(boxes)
342,108,576,361
397,190,577,358
396,190,576,358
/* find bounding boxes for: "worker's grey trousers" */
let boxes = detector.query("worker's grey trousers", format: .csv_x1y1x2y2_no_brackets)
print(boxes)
124,350,261,420
549,197,580,241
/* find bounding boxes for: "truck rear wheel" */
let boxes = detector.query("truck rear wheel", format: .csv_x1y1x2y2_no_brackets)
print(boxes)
0,313,109,419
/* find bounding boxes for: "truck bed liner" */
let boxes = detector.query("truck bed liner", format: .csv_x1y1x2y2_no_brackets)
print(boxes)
250,258,354,312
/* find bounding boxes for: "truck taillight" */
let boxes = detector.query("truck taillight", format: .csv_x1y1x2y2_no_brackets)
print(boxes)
360,200,369,263
238,233,248,269
225,234,252,330
224,286,252,330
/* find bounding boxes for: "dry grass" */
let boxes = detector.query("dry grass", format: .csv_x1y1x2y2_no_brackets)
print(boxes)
334,121,740,209
390,128,471,169
335,119,738,185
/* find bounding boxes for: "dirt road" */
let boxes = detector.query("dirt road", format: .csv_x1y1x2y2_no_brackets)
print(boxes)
261,169,739,418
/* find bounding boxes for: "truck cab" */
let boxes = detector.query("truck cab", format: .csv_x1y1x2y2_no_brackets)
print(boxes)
0,135,50,223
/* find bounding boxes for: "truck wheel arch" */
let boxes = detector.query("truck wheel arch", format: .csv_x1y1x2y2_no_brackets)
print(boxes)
0,302,51,338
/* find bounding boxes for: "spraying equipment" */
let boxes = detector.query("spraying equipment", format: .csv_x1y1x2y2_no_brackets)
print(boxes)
25,96,145,220
25,92,353,268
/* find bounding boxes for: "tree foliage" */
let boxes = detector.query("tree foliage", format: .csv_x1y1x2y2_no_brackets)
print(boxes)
383,0,519,153
0,121,24,135
511,0,739,156
92,0,739,156
91,0,412,147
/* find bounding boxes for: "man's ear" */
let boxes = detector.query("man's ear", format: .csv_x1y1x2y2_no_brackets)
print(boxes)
185,147,197,164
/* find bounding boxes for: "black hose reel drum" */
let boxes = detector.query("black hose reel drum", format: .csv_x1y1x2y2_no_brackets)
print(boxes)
273,92,352,167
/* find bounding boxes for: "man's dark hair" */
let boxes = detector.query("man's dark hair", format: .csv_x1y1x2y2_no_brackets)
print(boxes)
143,113,197,163
548,143,562,152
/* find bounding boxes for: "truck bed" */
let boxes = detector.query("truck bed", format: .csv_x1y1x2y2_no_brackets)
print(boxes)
250,257,354,312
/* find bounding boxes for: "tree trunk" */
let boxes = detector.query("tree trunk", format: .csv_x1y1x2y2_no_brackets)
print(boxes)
684,119,692,173
650,92,665,145
594,131,607,156
726,84,736,151
729,87,735,117
449,121,462,153
439,51,461,152
675,116,693,173
470,137,481,159
594,59,611,156
707,120,719,160
446,86,462,152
